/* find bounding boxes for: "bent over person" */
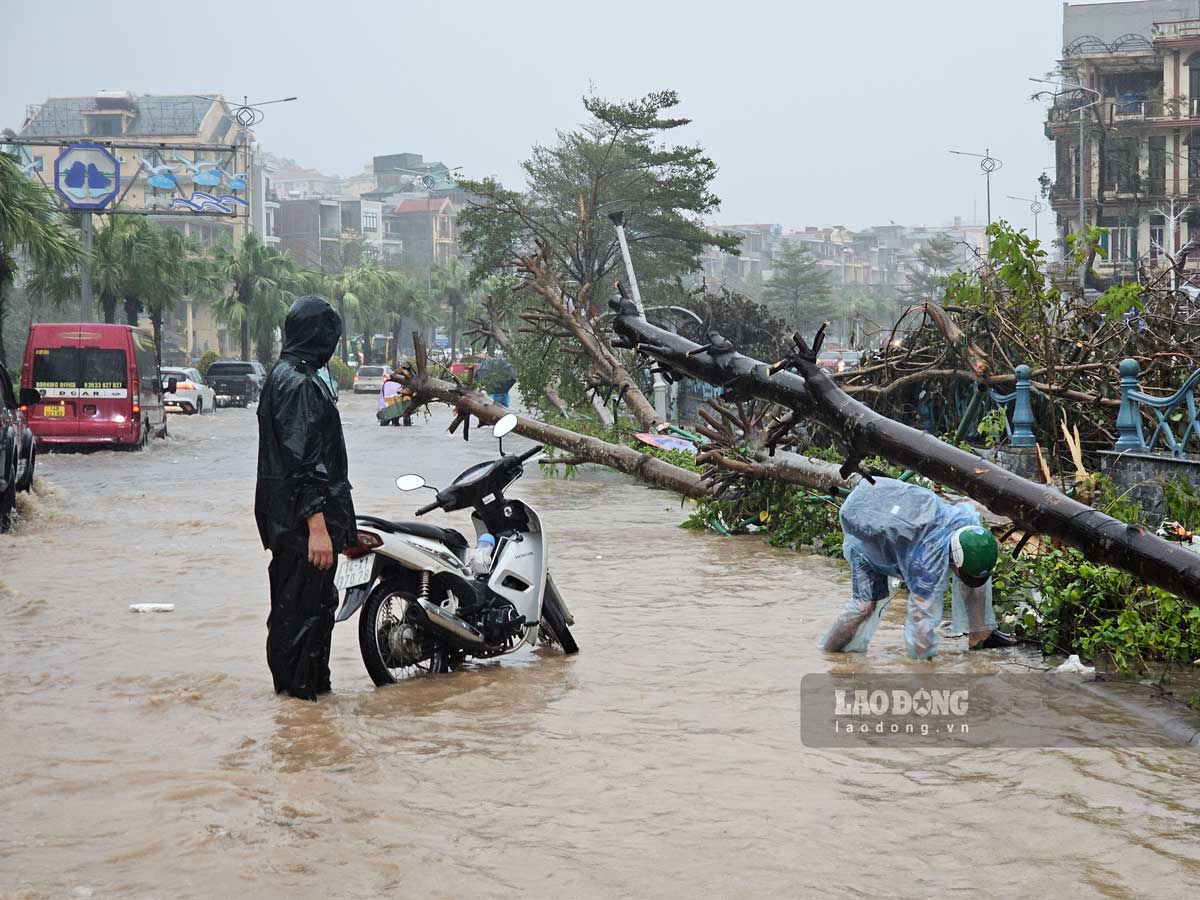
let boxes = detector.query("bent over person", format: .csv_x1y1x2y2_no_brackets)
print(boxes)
256,296,356,699
821,477,1016,659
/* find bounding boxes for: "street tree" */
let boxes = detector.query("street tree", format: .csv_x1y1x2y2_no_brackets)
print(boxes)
212,232,299,364
0,151,83,365
458,90,739,426
900,233,959,303
762,243,832,333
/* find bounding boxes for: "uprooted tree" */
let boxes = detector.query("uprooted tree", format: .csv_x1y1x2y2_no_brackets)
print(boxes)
834,221,1200,470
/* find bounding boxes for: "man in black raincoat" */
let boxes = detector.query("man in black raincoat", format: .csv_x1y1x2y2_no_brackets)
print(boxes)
255,296,356,700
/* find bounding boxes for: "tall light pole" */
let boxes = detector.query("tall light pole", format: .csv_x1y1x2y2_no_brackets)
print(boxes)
1007,195,1045,240
950,148,1003,247
1031,77,1101,290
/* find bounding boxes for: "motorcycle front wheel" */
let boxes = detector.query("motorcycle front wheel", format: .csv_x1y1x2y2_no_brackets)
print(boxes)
358,579,457,686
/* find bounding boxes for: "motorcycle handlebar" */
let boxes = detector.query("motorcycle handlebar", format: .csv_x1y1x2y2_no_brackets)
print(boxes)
517,444,544,463
415,500,440,517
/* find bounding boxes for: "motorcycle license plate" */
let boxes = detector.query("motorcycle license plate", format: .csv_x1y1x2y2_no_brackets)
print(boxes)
334,555,374,590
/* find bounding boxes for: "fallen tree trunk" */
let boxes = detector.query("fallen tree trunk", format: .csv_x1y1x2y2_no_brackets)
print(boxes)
610,303,1200,605
399,364,707,499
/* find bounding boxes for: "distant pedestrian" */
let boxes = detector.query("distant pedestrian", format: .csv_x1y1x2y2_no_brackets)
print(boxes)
478,355,517,408
255,296,356,700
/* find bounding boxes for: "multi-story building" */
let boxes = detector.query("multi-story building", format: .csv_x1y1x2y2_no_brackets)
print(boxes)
699,221,983,295
1046,0,1200,280
383,197,459,266
12,91,278,357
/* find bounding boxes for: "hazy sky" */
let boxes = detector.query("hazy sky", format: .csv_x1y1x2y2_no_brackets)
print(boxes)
1,0,1079,234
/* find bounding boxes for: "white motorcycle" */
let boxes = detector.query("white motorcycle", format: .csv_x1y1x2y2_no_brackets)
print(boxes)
333,414,578,685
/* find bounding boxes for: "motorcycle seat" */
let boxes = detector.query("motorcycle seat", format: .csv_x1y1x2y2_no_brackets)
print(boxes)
356,515,470,557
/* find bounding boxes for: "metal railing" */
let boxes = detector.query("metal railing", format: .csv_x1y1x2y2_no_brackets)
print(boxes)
1114,358,1200,455
986,365,1037,448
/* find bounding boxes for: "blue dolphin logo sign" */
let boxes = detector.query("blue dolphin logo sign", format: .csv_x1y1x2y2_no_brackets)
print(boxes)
54,143,121,210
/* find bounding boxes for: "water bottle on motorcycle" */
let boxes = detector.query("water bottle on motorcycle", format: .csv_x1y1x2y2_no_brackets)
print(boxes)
469,533,496,577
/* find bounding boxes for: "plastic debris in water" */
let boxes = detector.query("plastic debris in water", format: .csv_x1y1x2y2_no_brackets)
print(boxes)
1053,654,1096,681
129,603,175,613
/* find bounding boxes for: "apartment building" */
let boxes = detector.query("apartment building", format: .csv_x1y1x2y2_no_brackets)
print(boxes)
1047,1,1200,278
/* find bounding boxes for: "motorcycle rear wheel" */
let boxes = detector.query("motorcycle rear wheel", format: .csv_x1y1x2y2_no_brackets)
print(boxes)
358,579,456,686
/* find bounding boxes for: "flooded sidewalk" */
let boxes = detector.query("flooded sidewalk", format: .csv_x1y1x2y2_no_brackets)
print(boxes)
1,395,1198,898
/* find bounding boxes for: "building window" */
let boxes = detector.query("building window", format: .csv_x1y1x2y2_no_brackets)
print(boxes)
1103,138,1137,193
1150,215,1164,265
1149,136,1166,195
1099,217,1133,264
85,115,124,136
362,212,378,232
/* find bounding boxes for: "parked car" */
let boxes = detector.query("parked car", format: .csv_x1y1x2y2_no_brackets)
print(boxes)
21,323,168,449
161,367,216,415
205,360,266,407
0,365,39,531
352,365,392,394
816,348,862,374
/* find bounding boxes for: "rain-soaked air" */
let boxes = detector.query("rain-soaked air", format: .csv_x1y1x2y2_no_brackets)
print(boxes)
5,1,1200,896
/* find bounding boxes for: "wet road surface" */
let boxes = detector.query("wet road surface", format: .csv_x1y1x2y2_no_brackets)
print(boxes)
2,392,1198,898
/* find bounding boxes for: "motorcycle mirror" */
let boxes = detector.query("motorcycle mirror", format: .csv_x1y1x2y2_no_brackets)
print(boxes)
493,413,518,439
395,474,426,492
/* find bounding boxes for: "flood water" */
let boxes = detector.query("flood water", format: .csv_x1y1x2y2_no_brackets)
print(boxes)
2,392,1198,898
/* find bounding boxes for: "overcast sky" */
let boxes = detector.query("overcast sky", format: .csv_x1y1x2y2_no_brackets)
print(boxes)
1,0,1081,234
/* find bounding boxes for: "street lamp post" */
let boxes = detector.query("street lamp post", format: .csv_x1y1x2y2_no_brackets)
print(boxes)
950,148,1003,247
1030,77,1102,290
1007,195,1045,240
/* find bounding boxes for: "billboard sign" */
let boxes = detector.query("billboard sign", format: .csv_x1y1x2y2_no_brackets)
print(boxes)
54,143,120,210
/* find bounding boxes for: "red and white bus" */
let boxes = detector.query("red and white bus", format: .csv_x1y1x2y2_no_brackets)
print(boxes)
21,323,168,448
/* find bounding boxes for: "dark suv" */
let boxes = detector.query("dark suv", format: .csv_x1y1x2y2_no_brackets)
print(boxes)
0,367,39,531
205,360,267,408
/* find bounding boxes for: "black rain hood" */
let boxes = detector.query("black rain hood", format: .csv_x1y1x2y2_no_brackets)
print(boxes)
281,295,342,368
255,295,355,555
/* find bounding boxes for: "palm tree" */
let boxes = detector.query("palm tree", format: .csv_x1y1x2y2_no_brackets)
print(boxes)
212,232,298,363
432,257,470,361
0,152,83,365
141,226,209,371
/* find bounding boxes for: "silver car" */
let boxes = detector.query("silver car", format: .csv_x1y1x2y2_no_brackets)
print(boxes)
353,364,392,394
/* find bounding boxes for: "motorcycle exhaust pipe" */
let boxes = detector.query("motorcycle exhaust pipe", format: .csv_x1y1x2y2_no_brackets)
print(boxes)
411,598,488,652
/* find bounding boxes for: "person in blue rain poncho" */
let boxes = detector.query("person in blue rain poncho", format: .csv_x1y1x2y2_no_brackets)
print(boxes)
821,477,1018,659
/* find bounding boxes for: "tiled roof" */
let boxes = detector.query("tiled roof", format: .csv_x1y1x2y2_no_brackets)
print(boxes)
391,198,451,214
21,94,224,138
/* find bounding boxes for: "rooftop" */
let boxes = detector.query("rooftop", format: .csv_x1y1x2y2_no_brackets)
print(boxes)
20,93,231,139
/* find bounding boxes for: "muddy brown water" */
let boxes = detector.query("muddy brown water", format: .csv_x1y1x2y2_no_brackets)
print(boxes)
2,393,1198,899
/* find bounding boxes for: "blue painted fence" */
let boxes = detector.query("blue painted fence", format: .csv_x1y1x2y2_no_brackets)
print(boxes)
1113,358,1200,456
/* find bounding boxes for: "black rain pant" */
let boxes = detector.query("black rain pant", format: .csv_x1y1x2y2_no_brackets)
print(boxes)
266,550,337,700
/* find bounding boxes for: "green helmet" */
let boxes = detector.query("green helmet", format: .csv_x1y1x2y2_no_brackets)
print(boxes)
950,525,998,588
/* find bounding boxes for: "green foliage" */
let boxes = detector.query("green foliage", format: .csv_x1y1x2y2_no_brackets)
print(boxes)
678,284,789,361
764,490,844,556
761,243,832,333
976,407,1008,448
326,356,354,390
0,152,84,365
457,89,739,297
1164,477,1200,531
993,546,1200,672
198,349,222,375
1094,282,1143,319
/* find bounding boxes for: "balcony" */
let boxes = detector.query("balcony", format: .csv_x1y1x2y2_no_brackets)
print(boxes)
1152,19,1200,41
1108,98,1168,122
